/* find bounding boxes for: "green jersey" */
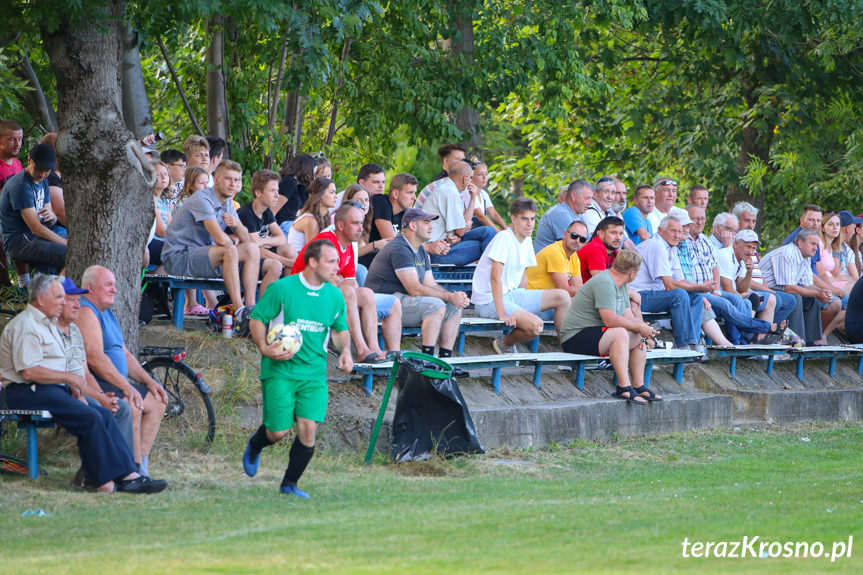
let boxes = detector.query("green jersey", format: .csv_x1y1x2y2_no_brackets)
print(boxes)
250,273,348,381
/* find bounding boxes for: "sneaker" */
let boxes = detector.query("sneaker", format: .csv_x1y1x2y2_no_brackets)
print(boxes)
492,336,519,355
780,328,804,348
116,475,168,494
242,439,261,477
280,483,310,498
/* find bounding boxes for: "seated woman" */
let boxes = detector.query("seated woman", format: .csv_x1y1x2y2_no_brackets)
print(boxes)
559,249,661,404
286,177,337,254
818,211,849,339
345,184,392,282
148,161,172,273
176,165,215,314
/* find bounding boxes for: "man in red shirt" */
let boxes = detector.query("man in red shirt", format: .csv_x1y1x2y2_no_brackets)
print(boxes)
578,216,625,284
0,120,25,288
292,204,401,362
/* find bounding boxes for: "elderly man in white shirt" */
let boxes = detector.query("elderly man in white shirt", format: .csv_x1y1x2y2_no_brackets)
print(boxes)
631,214,706,350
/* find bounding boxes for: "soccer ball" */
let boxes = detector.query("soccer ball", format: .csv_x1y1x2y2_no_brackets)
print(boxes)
266,323,303,354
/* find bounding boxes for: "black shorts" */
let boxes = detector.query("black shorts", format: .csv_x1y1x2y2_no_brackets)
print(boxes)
98,380,149,401
561,326,608,357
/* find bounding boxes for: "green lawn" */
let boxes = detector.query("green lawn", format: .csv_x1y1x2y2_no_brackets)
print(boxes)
1,422,861,574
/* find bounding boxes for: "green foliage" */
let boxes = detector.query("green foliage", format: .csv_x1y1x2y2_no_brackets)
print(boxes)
0,48,31,120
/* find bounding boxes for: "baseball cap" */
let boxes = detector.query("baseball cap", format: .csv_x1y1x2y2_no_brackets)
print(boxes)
29,143,57,171
61,276,89,295
839,210,863,227
401,208,439,227
734,229,761,245
669,206,693,226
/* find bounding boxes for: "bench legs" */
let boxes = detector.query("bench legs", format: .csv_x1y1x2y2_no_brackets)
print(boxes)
457,333,466,356
532,365,542,388
171,288,186,330
796,357,804,381
829,357,837,378
26,422,38,480
491,367,502,394
767,355,775,376
363,374,373,396
858,356,863,377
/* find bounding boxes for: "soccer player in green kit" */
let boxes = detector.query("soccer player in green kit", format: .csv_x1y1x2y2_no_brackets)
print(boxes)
243,239,353,497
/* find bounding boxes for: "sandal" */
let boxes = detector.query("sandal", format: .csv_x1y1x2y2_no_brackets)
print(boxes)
361,353,387,364
611,385,647,405
767,320,787,336
185,304,209,316
633,385,663,402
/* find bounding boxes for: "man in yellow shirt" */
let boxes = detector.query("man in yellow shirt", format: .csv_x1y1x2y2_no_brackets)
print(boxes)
527,220,588,296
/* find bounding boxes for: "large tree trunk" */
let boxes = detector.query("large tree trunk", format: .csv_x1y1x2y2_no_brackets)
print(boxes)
206,14,228,140
449,3,481,156
42,0,153,349
120,26,154,140
724,76,772,232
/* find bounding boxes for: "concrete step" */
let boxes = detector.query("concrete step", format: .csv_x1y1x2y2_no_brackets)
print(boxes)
470,393,732,449
731,388,863,424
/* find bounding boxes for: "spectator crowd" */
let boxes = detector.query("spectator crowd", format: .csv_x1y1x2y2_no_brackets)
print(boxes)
4,118,863,488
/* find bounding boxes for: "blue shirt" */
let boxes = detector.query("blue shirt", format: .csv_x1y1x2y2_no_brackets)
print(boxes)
534,203,581,253
782,227,820,273
0,169,50,242
622,206,652,245
79,297,129,382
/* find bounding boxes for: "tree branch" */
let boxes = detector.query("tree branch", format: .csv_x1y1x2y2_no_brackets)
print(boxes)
156,38,205,136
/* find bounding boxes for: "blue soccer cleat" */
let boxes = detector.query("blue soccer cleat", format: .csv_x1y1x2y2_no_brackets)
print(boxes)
279,483,310,498
242,440,261,477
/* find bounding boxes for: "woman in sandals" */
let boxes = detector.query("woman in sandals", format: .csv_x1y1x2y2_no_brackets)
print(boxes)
559,249,661,405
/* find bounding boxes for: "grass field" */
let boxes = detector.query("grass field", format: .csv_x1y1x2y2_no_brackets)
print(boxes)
1,421,862,574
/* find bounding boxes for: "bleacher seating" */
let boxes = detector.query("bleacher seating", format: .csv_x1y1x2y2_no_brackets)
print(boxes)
0,409,54,479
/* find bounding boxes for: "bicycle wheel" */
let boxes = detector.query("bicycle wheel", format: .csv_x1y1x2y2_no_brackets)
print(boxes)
143,357,216,443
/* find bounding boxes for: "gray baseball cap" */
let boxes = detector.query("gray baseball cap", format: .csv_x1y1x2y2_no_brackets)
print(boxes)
401,208,439,227
734,229,761,245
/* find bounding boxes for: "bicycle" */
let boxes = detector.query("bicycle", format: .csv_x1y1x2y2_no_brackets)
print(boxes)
139,346,216,444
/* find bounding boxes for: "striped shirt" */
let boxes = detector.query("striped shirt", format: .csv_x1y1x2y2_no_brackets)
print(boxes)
760,243,813,290
676,238,696,282
687,233,718,284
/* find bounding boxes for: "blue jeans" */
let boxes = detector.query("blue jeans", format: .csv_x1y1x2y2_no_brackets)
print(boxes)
706,293,771,344
640,289,703,347
429,226,497,266
755,290,796,326
3,231,66,273
356,263,368,287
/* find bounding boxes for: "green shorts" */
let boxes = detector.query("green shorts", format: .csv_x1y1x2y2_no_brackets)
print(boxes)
261,377,328,432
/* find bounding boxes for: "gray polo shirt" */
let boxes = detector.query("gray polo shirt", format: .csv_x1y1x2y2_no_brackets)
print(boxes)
162,187,237,259
534,203,582,253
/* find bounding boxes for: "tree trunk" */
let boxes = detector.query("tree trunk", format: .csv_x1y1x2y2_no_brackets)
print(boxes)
11,48,58,132
120,26,154,140
282,45,305,170
325,37,353,148
449,2,481,155
724,77,772,231
42,0,153,349
206,14,228,139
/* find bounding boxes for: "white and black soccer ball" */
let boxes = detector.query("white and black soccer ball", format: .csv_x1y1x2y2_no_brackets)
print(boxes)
266,323,303,354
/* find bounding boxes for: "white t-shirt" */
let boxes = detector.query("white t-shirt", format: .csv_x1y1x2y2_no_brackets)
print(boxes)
461,188,494,214
646,207,669,234
716,246,746,281
424,178,466,242
471,229,537,305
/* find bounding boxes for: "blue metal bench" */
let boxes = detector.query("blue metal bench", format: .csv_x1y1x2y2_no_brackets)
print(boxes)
786,346,863,381
0,409,54,479
352,352,604,395
642,348,704,385
706,344,793,379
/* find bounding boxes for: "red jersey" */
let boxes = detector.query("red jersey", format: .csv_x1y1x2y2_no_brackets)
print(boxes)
0,158,23,190
290,230,356,279
578,236,617,284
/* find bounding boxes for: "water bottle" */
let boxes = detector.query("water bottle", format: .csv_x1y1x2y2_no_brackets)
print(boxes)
221,313,233,339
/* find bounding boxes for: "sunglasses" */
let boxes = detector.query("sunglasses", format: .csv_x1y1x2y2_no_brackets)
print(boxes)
569,232,588,242
657,179,677,186
596,176,615,185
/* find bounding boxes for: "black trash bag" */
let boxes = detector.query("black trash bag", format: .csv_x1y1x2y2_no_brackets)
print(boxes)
391,355,484,462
